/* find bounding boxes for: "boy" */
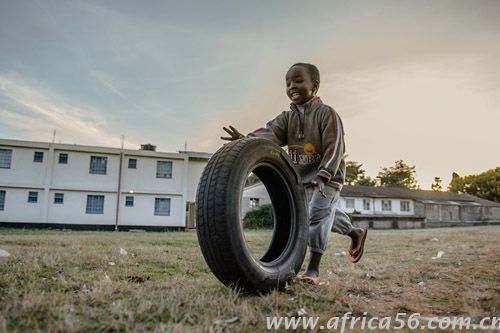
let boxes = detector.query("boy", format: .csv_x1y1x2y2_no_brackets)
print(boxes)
221,63,367,284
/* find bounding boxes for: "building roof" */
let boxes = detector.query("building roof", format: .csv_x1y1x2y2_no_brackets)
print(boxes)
243,182,499,207
178,151,213,160
341,185,500,207
0,138,212,161
243,182,265,191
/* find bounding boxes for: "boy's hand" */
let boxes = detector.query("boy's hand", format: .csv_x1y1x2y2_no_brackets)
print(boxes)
305,176,327,198
221,125,244,141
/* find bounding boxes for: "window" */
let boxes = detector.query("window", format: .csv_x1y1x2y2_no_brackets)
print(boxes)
128,158,137,169
0,190,5,210
346,199,355,209
33,151,44,162
54,193,64,204
58,153,68,164
89,156,107,174
154,198,171,216
125,196,134,207
28,191,38,203
249,198,260,209
0,149,12,168
400,201,411,212
86,195,104,214
382,200,392,211
363,199,371,210
156,161,172,178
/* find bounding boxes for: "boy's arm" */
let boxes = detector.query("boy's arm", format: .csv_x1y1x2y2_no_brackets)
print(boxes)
317,107,345,182
247,111,289,146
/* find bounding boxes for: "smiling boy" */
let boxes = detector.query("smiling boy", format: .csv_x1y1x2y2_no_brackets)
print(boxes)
222,63,367,284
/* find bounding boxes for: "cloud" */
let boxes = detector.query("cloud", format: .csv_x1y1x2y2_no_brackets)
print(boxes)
0,75,137,148
89,70,148,114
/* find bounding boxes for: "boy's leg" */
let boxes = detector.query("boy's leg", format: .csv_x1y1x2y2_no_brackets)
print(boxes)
331,208,353,235
300,186,339,278
332,207,367,263
299,188,368,280
308,186,340,254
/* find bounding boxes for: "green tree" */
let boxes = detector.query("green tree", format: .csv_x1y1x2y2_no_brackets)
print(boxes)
448,167,499,202
357,176,377,186
376,160,418,189
345,161,376,186
431,177,442,191
448,172,464,193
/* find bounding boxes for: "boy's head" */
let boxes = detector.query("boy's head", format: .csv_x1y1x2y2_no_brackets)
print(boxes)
285,63,320,105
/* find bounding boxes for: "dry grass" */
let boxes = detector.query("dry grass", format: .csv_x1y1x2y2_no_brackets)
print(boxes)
0,226,499,332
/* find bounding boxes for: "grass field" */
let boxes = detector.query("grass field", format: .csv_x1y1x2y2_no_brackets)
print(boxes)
0,226,499,332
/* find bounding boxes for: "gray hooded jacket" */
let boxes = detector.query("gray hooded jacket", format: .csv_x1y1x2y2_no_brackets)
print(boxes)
248,96,346,188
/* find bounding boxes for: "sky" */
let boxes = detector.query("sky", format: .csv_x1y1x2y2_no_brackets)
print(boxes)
1,0,499,189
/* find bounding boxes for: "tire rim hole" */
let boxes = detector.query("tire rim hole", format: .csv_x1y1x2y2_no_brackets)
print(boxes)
242,163,294,264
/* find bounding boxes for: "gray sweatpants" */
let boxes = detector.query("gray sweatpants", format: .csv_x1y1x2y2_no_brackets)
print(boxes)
306,186,353,254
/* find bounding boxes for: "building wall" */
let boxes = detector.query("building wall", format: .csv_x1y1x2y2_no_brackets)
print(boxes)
424,203,490,223
338,197,367,213
241,183,272,216
0,187,45,222
186,160,207,202
424,203,441,221
47,190,116,225
460,205,483,222
440,204,460,222
340,197,414,215
482,206,500,221
118,193,183,227
0,147,49,187
424,203,461,223
52,150,120,191
414,201,425,217
121,155,185,194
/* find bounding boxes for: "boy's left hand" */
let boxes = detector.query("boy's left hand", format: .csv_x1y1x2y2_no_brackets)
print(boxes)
306,176,327,198
221,125,244,141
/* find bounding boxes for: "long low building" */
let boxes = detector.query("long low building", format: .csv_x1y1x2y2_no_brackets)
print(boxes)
243,183,500,229
0,139,211,230
339,185,500,228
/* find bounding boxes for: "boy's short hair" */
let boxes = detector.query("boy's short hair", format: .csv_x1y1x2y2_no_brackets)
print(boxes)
291,63,320,85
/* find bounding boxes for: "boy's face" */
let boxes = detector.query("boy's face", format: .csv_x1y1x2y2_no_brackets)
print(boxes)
285,66,318,105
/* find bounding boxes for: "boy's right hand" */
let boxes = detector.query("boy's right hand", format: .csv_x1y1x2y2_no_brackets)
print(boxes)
305,176,327,198
221,125,244,141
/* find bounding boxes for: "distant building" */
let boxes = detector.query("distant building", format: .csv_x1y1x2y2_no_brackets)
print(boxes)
242,183,500,229
241,182,273,217
340,185,500,228
0,139,211,230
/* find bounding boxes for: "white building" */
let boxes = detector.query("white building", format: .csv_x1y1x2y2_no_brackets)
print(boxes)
0,139,210,230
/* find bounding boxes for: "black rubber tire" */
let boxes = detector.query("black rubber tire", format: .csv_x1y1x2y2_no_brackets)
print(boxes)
196,137,308,293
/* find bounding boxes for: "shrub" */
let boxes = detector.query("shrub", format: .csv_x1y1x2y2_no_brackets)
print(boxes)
243,204,274,229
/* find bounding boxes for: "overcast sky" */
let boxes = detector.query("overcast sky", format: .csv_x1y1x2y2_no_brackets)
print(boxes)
1,0,499,189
